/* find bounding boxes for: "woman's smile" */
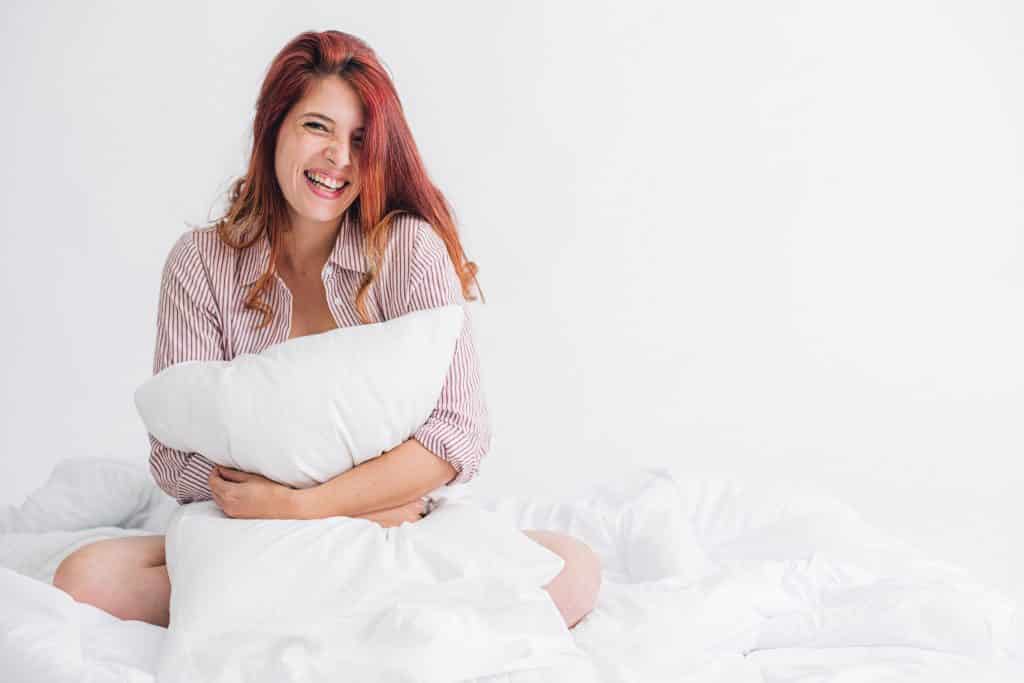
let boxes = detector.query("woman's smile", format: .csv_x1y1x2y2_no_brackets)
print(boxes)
303,170,347,199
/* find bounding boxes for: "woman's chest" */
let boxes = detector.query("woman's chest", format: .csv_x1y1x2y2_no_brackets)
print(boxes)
224,270,386,357
284,277,339,340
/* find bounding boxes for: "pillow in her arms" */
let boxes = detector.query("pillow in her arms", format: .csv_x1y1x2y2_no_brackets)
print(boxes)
133,304,464,490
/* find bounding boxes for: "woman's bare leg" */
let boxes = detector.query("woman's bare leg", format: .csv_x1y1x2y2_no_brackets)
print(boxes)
49,522,596,632
522,529,603,629
52,535,171,628
48,498,422,627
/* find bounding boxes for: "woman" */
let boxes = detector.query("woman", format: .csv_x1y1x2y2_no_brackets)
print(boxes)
51,30,601,631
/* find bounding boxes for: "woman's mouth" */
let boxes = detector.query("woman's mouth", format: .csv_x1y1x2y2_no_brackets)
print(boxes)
304,170,347,199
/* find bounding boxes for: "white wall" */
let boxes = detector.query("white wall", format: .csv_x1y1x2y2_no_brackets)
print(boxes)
2,1,1020,602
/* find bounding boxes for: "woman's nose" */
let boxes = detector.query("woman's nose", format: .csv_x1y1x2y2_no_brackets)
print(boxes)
325,142,350,167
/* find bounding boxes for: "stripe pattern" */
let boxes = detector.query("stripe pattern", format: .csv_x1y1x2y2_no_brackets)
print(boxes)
148,211,492,504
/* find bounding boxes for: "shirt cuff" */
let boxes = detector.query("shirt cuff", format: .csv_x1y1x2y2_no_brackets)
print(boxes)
176,454,217,504
412,418,486,486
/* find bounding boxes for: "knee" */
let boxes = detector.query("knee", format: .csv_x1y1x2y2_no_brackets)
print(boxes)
565,537,602,623
526,530,603,628
52,543,113,607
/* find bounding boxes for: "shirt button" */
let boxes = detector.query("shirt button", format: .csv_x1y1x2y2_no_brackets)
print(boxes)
334,296,344,305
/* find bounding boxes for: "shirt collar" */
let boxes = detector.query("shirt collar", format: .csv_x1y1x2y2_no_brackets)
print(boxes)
239,211,367,286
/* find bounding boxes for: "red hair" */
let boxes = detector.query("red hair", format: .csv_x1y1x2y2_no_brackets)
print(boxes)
207,29,483,327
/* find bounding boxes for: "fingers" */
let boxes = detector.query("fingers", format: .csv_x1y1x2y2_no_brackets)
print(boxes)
208,470,221,499
208,469,231,515
208,467,231,491
355,500,427,528
402,500,427,525
216,466,248,482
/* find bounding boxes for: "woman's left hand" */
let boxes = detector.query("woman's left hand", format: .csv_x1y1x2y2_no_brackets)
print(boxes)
209,466,299,519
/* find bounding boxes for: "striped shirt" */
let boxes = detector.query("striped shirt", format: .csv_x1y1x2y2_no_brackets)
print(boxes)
148,211,492,504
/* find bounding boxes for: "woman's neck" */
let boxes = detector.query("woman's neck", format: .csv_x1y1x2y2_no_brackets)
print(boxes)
276,219,339,278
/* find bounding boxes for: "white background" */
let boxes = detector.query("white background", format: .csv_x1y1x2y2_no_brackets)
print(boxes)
1,1,1020,603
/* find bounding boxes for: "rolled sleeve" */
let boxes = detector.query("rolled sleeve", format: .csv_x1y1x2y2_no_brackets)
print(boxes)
149,434,218,505
404,222,492,485
147,230,225,504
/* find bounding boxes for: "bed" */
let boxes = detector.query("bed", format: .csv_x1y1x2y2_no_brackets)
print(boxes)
1,456,1020,682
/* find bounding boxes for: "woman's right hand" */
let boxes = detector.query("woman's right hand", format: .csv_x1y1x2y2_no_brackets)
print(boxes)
356,498,428,528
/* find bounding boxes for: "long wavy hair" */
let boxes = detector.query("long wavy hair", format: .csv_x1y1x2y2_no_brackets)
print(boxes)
204,29,483,328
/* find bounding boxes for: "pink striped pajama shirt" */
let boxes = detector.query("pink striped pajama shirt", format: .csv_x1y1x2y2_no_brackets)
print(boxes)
147,211,492,504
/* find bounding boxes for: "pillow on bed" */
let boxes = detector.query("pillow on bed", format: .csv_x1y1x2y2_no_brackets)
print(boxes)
156,498,577,683
135,302,585,680
133,304,464,490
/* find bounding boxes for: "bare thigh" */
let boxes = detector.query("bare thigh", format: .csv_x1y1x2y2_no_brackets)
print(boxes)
52,535,171,628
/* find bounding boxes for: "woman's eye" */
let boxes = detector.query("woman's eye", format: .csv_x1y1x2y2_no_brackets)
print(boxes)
304,122,363,147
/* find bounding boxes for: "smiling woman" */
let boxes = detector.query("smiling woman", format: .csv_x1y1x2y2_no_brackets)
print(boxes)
50,29,601,633
297,116,361,197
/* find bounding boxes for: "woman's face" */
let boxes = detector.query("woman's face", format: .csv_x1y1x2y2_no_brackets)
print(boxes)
274,75,365,230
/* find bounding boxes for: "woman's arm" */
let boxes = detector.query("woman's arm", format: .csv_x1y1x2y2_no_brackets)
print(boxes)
292,217,492,519
404,221,493,486
209,465,429,524
292,437,454,519
148,230,225,504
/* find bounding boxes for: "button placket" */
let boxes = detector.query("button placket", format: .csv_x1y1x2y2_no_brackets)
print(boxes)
322,271,344,326
275,276,293,341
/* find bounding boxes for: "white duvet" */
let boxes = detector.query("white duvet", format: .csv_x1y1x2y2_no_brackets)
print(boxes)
1,457,1021,682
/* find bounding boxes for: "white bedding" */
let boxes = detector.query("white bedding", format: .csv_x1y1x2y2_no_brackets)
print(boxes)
1,457,1021,682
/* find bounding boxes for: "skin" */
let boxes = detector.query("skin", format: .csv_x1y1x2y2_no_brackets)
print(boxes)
51,74,601,631
272,74,365,280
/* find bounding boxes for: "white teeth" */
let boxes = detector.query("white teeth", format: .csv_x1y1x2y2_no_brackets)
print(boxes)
305,170,344,191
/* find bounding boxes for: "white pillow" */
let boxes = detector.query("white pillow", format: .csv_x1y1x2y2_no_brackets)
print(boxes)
156,499,577,683
136,302,583,678
133,304,464,490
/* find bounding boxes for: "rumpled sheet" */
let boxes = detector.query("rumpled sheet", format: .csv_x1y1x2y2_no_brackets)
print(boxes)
1,457,1021,682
